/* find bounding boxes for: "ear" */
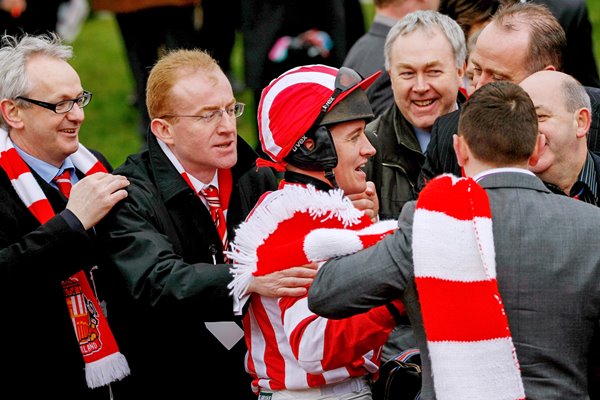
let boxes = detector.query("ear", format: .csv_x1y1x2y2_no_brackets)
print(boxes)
543,65,557,72
150,118,174,145
528,133,546,167
457,61,466,83
453,134,468,167
0,99,24,129
574,107,591,140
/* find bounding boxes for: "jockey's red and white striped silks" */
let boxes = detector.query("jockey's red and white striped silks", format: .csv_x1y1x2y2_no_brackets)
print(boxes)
0,128,130,389
413,174,525,400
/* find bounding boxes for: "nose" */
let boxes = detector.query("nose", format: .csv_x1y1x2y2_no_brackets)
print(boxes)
413,73,430,92
475,71,493,91
66,102,85,122
360,133,376,157
216,109,236,131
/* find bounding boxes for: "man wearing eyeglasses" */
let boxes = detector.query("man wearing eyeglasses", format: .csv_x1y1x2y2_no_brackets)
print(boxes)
95,49,319,399
0,33,131,399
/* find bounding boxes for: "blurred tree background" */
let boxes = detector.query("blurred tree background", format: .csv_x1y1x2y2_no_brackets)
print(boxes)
71,0,600,168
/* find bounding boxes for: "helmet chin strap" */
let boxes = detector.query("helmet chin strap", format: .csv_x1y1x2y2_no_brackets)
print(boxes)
324,169,338,188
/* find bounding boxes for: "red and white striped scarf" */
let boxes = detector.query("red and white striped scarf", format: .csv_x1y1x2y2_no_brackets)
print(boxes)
413,174,525,400
0,128,130,389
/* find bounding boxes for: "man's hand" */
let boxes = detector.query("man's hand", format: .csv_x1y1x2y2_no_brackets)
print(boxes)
247,263,318,297
347,181,379,222
66,172,130,229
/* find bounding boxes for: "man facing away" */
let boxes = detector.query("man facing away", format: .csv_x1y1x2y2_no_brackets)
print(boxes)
308,81,600,399
97,49,317,399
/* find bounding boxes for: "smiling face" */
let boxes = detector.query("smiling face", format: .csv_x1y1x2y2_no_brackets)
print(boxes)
519,72,586,179
388,27,463,132
11,54,84,167
155,68,238,182
330,119,375,195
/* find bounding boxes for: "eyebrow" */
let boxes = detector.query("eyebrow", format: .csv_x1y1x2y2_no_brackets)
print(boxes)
396,60,443,69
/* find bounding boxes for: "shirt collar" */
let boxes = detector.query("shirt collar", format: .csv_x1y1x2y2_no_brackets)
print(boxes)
13,143,75,184
187,170,219,193
473,167,535,183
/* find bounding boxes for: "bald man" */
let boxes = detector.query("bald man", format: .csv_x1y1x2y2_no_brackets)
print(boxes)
520,70,599,206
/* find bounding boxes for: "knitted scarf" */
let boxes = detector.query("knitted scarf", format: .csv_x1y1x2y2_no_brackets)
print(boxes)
226,182,397,314
412,174,525,400
0,128,130,389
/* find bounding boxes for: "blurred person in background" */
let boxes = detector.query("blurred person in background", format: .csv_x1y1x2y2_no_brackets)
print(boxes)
343,0,441,117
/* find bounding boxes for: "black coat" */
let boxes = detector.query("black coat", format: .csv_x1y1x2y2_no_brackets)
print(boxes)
97,133,277,399
0,149,112,399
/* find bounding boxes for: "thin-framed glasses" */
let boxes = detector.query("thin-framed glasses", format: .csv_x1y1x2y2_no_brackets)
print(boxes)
160,102,245,124
16,91,92,114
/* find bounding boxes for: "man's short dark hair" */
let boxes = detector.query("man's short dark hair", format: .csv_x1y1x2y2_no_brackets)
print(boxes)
458,81,538,165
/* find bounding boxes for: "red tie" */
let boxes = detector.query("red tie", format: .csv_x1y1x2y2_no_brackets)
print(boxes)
54,169,72,198
201,185,229,259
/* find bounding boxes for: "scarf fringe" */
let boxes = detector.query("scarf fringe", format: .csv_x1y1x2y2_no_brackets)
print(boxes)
226,184,364,312
85,351,131,388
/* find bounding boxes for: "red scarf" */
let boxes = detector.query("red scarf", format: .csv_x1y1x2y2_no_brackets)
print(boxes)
413,174,524,399
0,128,130,388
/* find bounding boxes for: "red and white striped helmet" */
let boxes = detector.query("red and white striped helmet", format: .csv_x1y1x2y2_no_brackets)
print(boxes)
257,64,380,163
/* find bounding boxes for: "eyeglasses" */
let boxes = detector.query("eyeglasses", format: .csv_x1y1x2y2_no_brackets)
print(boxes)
16,91,92,114
159,102,245,124
312,67,363,127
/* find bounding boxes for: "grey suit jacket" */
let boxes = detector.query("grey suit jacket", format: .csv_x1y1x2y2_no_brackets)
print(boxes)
308,171,600,400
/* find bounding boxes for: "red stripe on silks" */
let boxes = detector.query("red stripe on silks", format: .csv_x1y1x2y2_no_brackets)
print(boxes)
417,176,491,221
415,277,511,342
249,299,288,390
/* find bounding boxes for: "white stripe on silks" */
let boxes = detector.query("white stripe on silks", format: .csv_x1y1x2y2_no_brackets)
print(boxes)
412,210,496,281
428,339,525,399
321,366,352,385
